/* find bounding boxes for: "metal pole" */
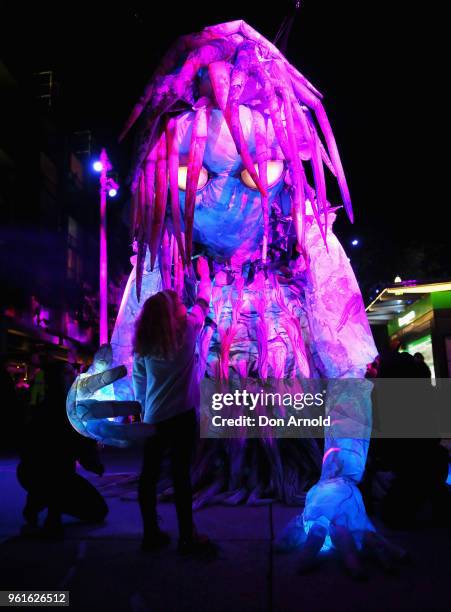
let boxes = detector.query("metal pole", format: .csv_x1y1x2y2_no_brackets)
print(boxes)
99,148,108,345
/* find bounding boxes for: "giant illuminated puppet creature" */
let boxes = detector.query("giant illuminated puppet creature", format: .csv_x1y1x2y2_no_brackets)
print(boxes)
68,21,405,572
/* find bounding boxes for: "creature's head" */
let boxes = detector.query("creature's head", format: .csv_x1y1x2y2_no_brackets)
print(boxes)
121,21,353,299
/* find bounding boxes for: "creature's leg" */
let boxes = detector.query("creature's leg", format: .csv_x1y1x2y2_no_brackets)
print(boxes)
276,212,379,573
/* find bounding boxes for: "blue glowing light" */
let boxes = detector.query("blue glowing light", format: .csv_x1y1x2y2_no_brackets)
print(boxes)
108,188,118,198
351,239,359,246
93,161,103,172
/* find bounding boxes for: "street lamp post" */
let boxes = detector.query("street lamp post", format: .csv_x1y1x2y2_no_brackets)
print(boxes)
99,149,110,345
94,149,118,346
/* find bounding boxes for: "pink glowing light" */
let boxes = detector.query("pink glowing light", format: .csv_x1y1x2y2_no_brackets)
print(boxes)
322,447,341,464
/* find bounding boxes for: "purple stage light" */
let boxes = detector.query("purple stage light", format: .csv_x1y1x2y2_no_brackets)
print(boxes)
108,188,118,198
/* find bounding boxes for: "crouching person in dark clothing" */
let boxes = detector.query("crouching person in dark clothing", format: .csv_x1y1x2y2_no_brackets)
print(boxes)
17,360,108,538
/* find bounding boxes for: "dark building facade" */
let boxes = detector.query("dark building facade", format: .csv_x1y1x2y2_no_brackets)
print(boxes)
0,61,128,390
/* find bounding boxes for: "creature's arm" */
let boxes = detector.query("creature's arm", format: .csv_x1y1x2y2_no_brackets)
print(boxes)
67,347,155,448
276,213,406,575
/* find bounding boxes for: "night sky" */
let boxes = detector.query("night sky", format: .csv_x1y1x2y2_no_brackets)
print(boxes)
3,1,447,298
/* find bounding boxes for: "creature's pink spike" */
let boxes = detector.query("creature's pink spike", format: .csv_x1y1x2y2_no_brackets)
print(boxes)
172,233,185,296
251,272,268,380
149,130,168,270
224,42,266,196
160,229,171,289
170,235,177,291
173,38,235,101
176,245,185,296
319,141,336,176
251,109,269,263
292,102,328,245
130,40,235,185
252,65,291,162
204,20,323,99
144,145,157,248
185,107,208,263
208,61,232,110
305,111,329,244
135,240,146,303
166,118,186,265
274,67,307,253
285,64,323,100
135,171,150,302
130,169,142,240
292,80,353,222
119,33,219,141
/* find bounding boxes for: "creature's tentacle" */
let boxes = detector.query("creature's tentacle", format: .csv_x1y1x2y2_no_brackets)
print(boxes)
134,172,147,301
130,169,142,240
251,272,268,380
208,61,232,111
149,130,168,270
225,42,266,195
130,39,235,188
251,64,291,161
174,241,184,296
143,141,158,243
276,77,307,254
166,117,186,265
273,279,310,377
319,141,336,176
292,102,328,245
303,108,329,241
160,228,172,289
251,109,269,262
170,38,235,102
218,277,244,381
185,106,209,263
119,32,217,141
292,80,353,222
204,20,322,99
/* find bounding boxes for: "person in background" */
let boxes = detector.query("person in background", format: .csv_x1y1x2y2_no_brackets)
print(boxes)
133,257,216,556
370,351,449,528
413,352,432,378
17,360,108,539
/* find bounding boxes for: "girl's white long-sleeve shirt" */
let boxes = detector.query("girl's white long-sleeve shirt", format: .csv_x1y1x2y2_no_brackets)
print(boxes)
132,302,207,424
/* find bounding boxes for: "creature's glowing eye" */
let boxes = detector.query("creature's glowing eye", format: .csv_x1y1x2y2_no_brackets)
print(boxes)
240,161,284,190
178,166,209,191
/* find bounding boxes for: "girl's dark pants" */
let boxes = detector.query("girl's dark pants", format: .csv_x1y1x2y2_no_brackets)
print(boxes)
139,408,196,541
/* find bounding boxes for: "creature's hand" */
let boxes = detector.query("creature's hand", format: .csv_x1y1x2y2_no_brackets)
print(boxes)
275,477,408,578
66,345,155,448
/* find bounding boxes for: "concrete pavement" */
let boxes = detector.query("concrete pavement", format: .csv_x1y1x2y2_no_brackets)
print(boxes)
1,450,450,611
